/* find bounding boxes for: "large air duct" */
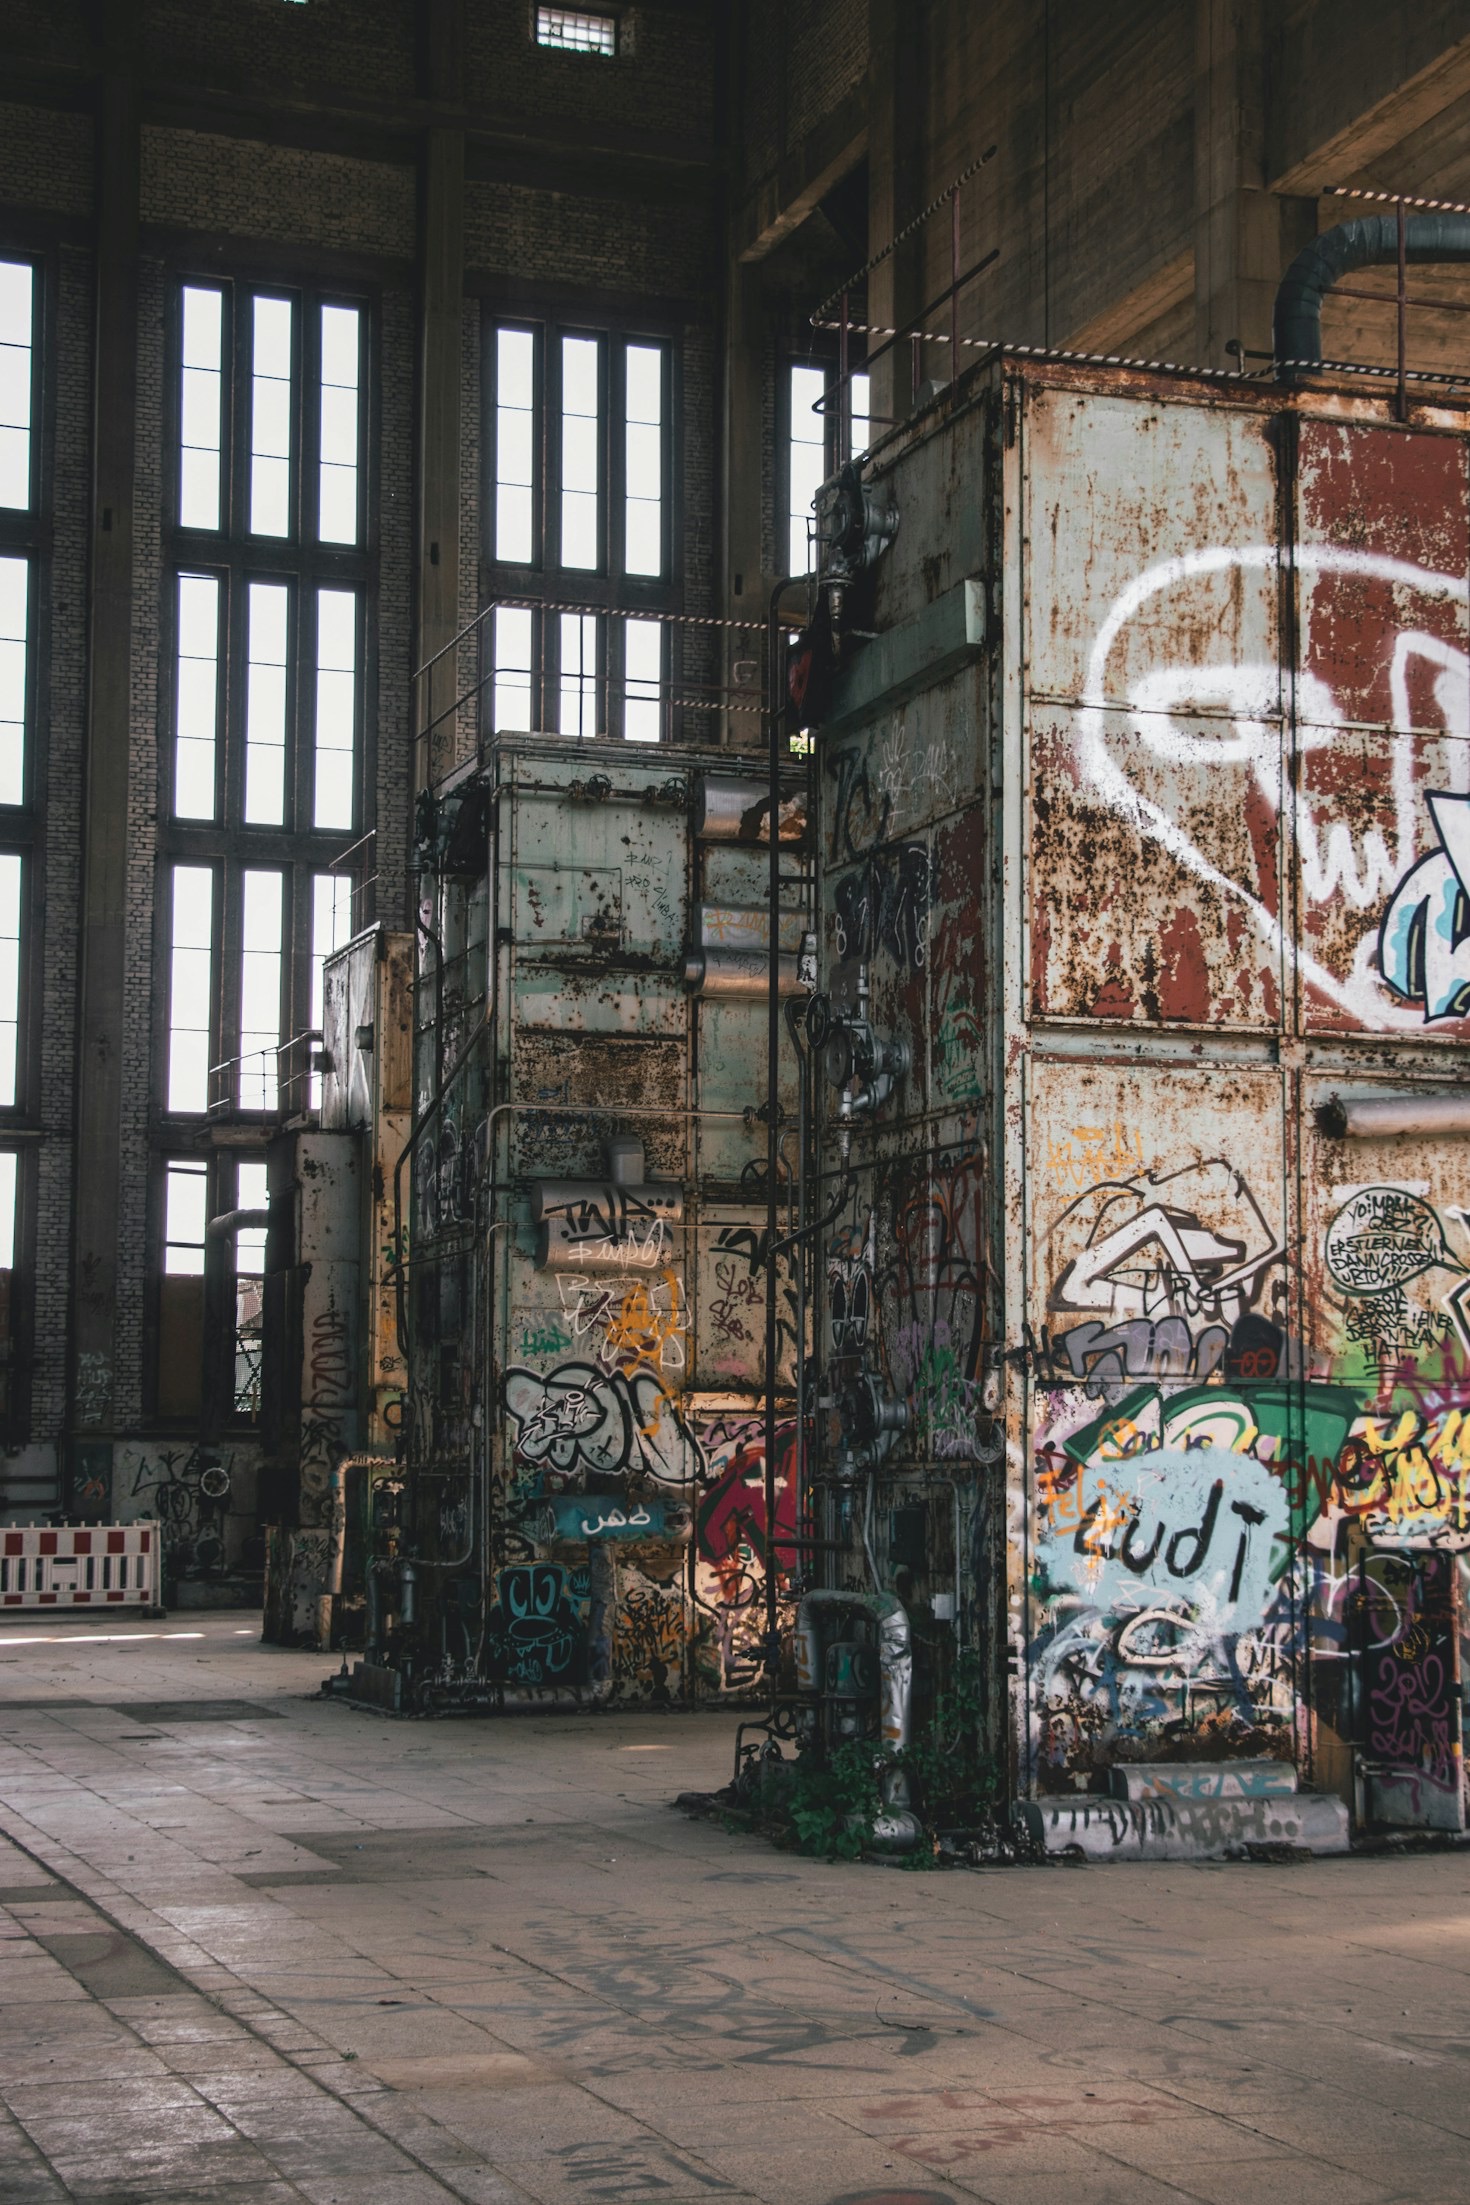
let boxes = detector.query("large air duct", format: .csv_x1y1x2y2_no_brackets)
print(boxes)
1274,214,1470,380
529,1138,683,1272
1318,1091,1470,1139
684,947,806,998
695,773,807,842
793,1589,920,1851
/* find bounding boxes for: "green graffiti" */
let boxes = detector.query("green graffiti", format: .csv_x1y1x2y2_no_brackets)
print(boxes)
1059,1379,1363,1562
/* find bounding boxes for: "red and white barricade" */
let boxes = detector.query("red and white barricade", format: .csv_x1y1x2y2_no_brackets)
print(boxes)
0,1523,158,1609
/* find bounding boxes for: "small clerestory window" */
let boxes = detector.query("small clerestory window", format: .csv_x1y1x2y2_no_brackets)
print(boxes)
535,8,617,56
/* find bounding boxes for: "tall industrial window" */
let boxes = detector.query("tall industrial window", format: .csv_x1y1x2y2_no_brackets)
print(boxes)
158,1157,208,1421
0,1144,15,1424
0,255,42,1437
0,550,27,807
486,317,676,741
309,869,353,1109
167,864,214,1115
788,363,871,575
233,1158,268,1417
0,260,35,512
158,1152,272,1427
0,852,21,1108
163,1157,208,1275
161,276,371,1139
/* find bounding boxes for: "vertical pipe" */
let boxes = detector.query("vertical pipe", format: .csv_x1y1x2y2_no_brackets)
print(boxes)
838,290,850,469
1396,197,1408,422
785,994,810,1581
764,577,800,1685
951,184,961,368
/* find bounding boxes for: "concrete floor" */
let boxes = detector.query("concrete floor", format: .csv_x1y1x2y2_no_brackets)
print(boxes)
0,1617,1466,2205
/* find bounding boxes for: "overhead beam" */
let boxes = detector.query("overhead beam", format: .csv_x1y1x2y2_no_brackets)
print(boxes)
5,56,717,184
735,88,868,264
1271,29,1470,195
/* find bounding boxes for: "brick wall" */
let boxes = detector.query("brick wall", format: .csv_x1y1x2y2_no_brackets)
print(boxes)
140,130,416,262
29,245,93,1442
465,2,715,144
0,0,729,1514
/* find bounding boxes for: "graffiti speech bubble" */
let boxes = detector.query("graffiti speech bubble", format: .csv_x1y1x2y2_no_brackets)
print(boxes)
1324,1187,1463,1296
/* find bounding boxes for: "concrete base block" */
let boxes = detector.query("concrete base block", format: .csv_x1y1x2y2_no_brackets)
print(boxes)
347,1661,404,1713
1108,1759,1298,1802
1020,1792,1350,1861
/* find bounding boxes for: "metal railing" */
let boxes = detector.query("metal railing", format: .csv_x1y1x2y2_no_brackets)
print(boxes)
809,147,998,462
804,168,1470,458
412,595,772,777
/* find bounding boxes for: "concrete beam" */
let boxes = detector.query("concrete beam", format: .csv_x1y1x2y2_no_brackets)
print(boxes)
7,58,717,187
1064,249,1194,357
70,34,139,1468
416,0,467,792
1195,0,1316,369
735,89,868,265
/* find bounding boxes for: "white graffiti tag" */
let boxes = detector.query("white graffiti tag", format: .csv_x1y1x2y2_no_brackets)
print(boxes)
1080,545,1470,1029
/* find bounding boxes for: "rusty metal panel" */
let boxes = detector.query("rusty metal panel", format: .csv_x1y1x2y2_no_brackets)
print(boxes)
1024,388,1286,1028
1295,420,1470,1039
293,1132,360,1531
438,741,805,1707
862,400,989,638
509,1031,688,1183
511,963,688,1037
1291,1076,1470,1824
377,933,414,1114
1024,386,1280,708
321,933,379,1130
509,775,688,960
1022,1058,1295,1788
693,1207,781,1391
929,804,986,1109
823,711,971,868
1029,705,1286,1025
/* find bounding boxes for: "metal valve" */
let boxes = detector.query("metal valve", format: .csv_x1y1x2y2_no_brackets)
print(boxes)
834,1367,910,1481
808,965,910,1127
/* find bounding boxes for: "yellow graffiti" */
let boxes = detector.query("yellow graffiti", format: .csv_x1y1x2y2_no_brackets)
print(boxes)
605,1269,685,1376
558,1267,686,1379
1045,1120,1147,1192
1338,1407,1470,1538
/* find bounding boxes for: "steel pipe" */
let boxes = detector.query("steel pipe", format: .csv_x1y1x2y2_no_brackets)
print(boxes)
1321,1091,1470,1139
1275,214,1470,377
684,948,806,998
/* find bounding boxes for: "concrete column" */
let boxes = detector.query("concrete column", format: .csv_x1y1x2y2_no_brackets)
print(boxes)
1194,0,1314,368
867,0,927,427
69,32,140,1489
416,0,466,790
720,260,767,747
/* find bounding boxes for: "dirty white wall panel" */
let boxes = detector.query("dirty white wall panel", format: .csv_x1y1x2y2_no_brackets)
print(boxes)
804,362,1470,1827
1003,367,1470,1824
410,739,801,1705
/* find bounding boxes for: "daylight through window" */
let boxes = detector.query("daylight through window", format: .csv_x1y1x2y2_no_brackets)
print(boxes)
536,8,616,55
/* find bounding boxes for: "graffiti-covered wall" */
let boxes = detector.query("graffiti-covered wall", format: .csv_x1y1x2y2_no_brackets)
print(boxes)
807,364,1470,1829
1008,374,1470,1824
406,742,801,1703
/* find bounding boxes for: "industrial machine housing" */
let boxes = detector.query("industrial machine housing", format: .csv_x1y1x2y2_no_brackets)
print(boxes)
279,344,1470,1843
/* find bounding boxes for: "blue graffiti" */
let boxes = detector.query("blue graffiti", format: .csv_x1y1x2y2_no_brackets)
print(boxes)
1380,790,1470,1020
